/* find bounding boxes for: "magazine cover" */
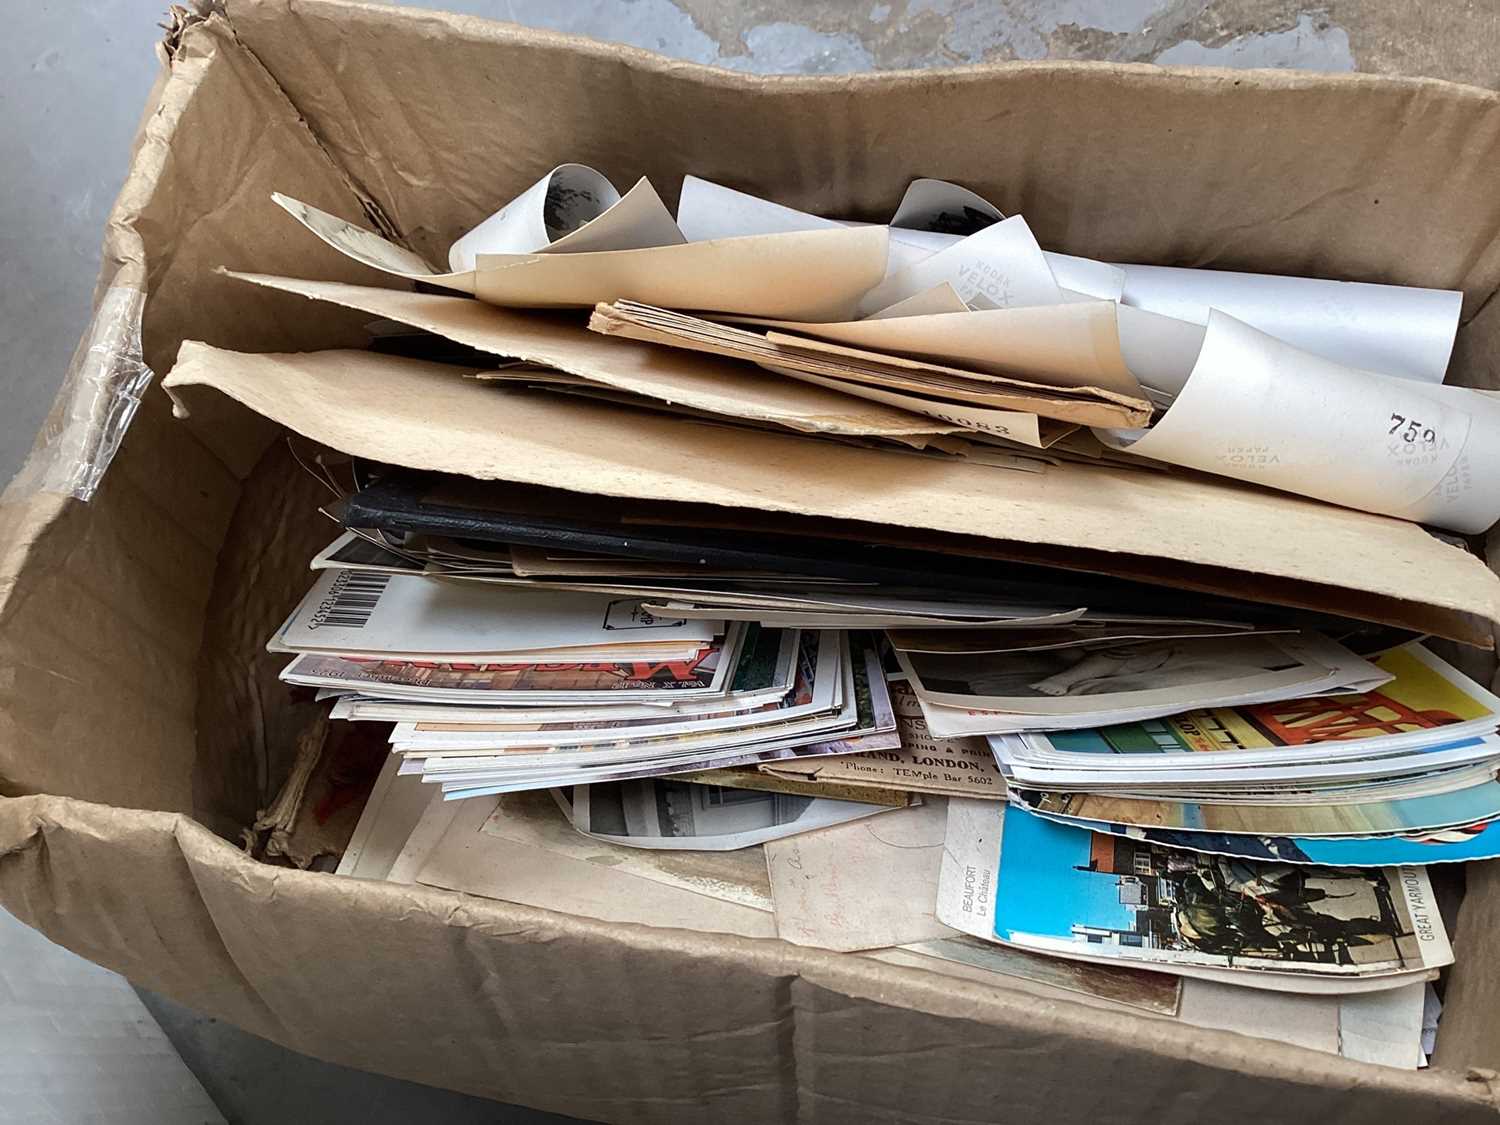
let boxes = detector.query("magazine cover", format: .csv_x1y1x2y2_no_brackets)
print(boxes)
280,624,741,700
992,807,1452,978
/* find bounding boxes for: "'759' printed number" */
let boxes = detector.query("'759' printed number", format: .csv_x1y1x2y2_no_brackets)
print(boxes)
1388,414,1437,445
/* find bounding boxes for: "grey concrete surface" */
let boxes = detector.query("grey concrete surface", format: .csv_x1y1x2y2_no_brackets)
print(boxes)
0,906,224,1125
2,0,1496,1121
136,990,581,1125
0,0,162,493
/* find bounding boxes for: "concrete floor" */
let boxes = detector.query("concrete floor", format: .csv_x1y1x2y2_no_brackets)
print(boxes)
2,0,1497,1121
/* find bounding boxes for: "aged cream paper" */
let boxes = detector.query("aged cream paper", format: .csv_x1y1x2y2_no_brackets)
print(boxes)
228,272,951,437
764,799,951,951
762,366,1060,447
592,302,1151,427
410,793,776,937
273,192,889,320
472,226,890,320
857,216,1062,316
752,302,1146,398
675,175,1125,300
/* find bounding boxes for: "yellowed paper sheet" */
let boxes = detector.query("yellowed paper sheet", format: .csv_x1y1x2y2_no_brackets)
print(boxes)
762,367,1056,447
227,273,951,437
764,800,952,952
865,282,969,320
273,193,888,320
449,173,683,267
471,227,889,320
478,791,773,911
384,791,461,884
675,176,1126,301
663,304,1140,404
271,193,476,293
591,303,1151,429
411,792,775,938
280,170,682,282
760,303,1146,398
856,215,1062,316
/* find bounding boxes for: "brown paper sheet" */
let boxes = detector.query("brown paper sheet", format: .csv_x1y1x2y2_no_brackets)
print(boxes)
273,193,890,321
740,302,1146,398
590,302,1150,429
226,272,951,437
162,341,1500,645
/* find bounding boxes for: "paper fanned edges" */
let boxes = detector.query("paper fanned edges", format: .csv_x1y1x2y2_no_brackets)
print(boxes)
225,272,952,439
589,301,1152,431
161,341,1500,646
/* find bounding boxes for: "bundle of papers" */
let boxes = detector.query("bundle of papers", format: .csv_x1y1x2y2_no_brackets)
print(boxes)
275,520,911,800
204,153,1500,1074
257,161,1500,532
390,629,902,800
893,629,1392,736
993,643,1500,870
280,467,1455,1064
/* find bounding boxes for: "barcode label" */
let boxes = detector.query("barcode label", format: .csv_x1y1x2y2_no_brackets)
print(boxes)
308,571,390,629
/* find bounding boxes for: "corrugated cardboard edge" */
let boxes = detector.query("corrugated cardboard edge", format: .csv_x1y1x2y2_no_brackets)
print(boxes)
1,793,1495,1123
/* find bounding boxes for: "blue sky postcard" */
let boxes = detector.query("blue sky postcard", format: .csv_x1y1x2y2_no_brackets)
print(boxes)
992,807,1452,979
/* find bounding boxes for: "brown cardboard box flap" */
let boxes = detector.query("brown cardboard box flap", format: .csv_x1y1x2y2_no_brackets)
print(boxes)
163,341,1500,643
1,793,1496,1124
221,272,957,437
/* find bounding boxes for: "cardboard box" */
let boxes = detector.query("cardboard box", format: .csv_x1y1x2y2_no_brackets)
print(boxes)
3,2,1500,1120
